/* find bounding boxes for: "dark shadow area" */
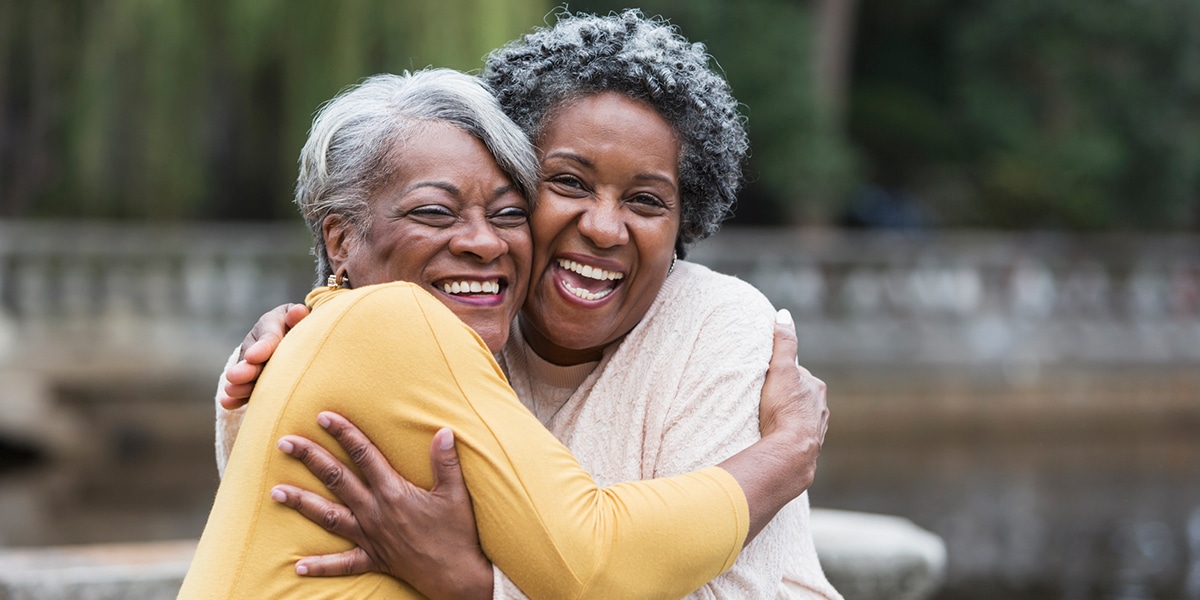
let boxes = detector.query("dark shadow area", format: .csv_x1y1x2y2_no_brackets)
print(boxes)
0,437,43,474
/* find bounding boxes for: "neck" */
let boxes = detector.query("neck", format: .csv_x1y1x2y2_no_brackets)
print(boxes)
518,314,608,366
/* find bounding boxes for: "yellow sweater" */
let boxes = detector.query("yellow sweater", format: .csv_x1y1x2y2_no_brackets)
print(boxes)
179,282,748,600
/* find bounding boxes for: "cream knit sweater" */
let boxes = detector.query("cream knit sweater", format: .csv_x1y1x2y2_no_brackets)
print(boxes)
215,260,839,599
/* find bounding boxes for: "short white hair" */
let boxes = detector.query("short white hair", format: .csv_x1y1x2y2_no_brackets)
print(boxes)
294,69,538,284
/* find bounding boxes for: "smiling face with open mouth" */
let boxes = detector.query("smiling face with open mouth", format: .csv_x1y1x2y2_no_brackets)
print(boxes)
520,92,683,365
326,122,531,352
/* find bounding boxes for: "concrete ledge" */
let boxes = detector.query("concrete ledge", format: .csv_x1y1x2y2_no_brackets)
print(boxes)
812,508,947,600
0,540,194,600
0,512,945,600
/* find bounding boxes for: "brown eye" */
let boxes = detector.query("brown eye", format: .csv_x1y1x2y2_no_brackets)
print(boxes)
545,174,588,196
631,194,665,208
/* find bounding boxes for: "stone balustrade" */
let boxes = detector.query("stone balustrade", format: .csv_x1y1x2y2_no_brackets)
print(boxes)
687,228,1200,366
0,220,316,377
4,222,1195,375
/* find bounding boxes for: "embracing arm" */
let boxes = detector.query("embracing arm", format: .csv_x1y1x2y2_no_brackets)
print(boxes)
213,303,309,475
647,280,837,599
210,298,828,599
184,284,749,600
715,309,827,542
281,308,828,600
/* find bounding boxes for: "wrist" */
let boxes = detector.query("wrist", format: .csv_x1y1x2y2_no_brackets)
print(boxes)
444,555,493,600
759,428,819,497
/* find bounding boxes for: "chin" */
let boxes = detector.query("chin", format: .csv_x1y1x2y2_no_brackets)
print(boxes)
463,319,508,353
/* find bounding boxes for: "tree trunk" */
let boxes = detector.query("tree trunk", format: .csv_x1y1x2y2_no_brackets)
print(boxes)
812,0,859,125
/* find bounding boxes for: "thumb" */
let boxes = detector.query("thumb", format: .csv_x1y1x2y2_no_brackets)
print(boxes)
429,427,468,496
284,303,311,329
771,309,799,370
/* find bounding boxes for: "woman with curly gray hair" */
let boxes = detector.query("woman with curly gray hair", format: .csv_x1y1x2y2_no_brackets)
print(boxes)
218,9,839,599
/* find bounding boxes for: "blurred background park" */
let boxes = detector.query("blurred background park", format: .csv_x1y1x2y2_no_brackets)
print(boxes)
0,1,1197,598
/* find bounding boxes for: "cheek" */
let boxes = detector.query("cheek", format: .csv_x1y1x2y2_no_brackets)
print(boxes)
506,231,533,268
530,198,574,245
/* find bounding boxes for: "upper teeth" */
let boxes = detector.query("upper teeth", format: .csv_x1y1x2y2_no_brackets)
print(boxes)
558,259,624,281
442,280,501,295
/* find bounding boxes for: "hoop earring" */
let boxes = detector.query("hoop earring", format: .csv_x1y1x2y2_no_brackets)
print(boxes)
669,252,677,275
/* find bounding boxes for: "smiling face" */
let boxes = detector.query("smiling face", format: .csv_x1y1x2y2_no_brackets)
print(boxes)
324,122,532,352
520,92,683,365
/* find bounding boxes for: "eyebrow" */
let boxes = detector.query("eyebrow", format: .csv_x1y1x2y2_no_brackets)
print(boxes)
402,181,459,196
401,181,518,199
544,150,678,192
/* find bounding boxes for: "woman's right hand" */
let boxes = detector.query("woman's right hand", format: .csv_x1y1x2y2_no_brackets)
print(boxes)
218,303,309,409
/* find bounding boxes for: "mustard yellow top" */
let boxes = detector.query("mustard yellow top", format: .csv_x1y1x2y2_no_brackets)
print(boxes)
179,282,749,599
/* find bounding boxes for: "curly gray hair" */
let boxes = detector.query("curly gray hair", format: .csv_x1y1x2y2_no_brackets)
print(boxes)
295,69,539,285
483,9,749,257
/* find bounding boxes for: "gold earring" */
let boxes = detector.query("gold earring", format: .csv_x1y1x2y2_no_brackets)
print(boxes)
327,269,349,290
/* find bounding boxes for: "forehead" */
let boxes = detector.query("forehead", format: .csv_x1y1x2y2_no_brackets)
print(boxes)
379,123,518,197
392,123,491,172
540,93,681,158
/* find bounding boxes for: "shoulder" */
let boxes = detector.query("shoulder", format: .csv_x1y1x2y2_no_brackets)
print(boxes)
657,261,775,332
309,282,454,323
302,283,478,349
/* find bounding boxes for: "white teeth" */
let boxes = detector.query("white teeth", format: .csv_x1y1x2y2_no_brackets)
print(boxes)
442,280,500,295
562,279,615,301
557,259,624,281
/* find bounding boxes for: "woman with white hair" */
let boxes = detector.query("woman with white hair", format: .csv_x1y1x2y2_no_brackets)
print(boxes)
183,67,827,599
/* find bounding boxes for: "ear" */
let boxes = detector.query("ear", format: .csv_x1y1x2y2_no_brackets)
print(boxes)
322,214,355,271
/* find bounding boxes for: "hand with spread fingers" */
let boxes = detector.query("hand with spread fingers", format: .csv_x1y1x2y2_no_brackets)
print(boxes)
270,412,492,600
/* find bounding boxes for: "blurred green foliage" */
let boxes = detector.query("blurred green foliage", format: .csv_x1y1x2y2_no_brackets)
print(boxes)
0,0,547,220
1,1,1196,230
567,0,857,224
852,0,1200,229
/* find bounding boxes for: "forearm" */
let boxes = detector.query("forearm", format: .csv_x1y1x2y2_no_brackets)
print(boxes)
717,429,818,543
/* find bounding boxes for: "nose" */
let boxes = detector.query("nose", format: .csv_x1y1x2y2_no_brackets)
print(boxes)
577,198,629,249
449,216,508,263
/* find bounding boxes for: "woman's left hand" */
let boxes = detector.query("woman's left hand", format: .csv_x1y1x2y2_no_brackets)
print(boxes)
271,412,494,599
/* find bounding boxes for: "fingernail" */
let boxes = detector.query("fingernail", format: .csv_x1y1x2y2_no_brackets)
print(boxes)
317,413,331,428
277,438,294,454
295,563,308,576
776,309,793,325
270,487,286,503
438,428,455,450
